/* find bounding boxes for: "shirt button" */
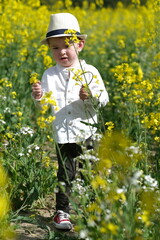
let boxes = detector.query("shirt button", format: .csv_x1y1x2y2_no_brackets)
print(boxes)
68,111,71,114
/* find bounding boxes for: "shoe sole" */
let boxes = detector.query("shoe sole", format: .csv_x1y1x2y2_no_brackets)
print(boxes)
53,221,72,230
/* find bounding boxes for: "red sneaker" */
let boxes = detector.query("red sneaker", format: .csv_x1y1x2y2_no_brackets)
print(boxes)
53,210,72,230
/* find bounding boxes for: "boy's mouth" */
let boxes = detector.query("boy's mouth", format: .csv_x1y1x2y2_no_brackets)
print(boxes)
61,57,68,60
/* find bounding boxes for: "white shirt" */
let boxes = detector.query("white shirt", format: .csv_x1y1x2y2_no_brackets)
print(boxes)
38,60,109,144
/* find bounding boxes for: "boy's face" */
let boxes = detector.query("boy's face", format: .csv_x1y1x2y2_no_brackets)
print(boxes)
48,37,85,68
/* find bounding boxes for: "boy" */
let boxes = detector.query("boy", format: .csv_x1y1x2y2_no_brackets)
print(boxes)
32,13,109,230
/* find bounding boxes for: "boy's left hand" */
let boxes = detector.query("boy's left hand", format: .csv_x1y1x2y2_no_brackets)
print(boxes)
79,85,90,100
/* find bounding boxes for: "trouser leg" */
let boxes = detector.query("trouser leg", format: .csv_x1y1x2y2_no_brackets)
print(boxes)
55,143,82,213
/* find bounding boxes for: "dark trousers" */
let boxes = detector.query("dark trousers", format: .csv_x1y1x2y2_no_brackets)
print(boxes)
55,138,94,213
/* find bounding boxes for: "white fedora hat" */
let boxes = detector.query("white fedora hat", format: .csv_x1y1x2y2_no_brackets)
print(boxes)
41,13,87,44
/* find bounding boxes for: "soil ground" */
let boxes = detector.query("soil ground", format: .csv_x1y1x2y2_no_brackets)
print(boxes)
12,195,78,240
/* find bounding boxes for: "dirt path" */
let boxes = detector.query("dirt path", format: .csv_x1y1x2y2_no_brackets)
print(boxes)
12,196,78,240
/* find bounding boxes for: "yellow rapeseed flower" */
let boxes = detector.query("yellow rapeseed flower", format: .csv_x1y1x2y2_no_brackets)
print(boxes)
91,175,107,189
118,39,125,48
141,210,151,226
11,91,17,99
154,136,160,142
64,29,80,46
98,131,134,170
29,72,39,84
28,0,40,7
141,112,160,133
37,116,47,128
47,135,54,142
100,227,107,233
43,55,52,68
42,156,50,168
5,132,14,139
65,0,72,9
113,191,126,203
40,105,49,115
131,0,141,5
0,78,12,88
96,0,104,7
107,222,118,235
87,202,102,214
40,91,59,109
38,45,49,57
0,195,9,219
105,121,114,131
0,227,15,240
0,167,8,188
0,114,4,120
46,116,56,123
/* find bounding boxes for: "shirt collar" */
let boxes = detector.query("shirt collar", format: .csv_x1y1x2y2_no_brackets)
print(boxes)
56,60,86,80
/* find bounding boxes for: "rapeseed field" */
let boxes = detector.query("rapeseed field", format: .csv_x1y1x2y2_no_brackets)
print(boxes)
0,0,159,239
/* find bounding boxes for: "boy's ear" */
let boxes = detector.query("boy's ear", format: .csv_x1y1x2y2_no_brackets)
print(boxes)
78,40,85,52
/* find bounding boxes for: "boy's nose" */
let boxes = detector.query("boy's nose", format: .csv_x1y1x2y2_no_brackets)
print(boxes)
60,49,66,55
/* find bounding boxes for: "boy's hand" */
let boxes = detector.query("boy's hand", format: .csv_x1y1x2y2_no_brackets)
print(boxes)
32,81,42,99
79,85,90,101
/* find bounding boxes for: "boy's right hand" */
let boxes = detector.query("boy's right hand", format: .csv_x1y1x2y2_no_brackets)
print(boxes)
32,81,42,99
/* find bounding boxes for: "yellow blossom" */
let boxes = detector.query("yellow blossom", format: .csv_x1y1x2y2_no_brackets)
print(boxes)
107,223,118,235
87,202,102,214
40,105,49,114
91,175,107,189
131,0,141,6
100,227,107,233
96,0,104,7
141,210,151,226
105,121,114,131
98,131,134,170
0,114,4,120
118,39,125,48
46,116,56,123
42,156,51,168
26,0,40,7
29,72,39,84
47,135,54,142
38,45,48,56
37,115,55,129
11,91,17,99
43,55,52,68
141,113,160,132
37,116,47,128
154,136,160,142
0,78,12,88
113,192,126,203
70,68,89,86
65,0,72,8
64,29,80,46
0,165,8,188
5,132,14,139
40,91,59,109
0,195,10,218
